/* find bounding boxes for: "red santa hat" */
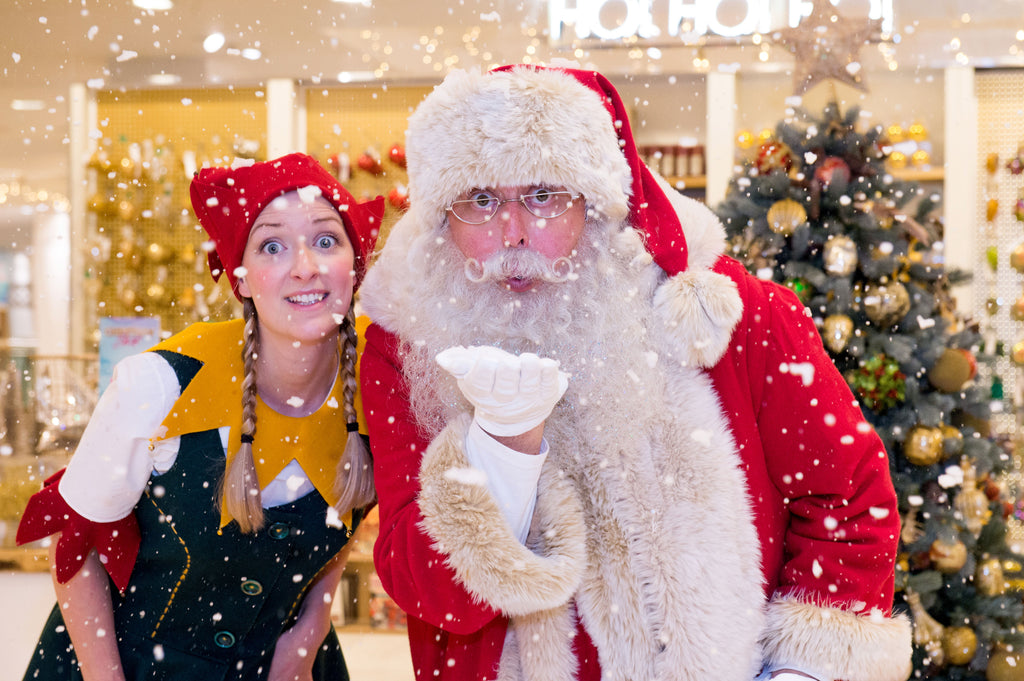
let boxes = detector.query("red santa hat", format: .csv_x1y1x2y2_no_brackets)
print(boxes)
190,152,385,299
399,64,742,367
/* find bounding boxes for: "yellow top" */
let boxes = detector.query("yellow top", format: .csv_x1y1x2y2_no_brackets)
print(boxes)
150,318,366,527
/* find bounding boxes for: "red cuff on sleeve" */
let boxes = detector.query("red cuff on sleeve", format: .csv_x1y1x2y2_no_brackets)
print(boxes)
16,468,141,593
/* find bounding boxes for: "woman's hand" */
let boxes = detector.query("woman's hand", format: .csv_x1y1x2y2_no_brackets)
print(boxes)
267,546,351,681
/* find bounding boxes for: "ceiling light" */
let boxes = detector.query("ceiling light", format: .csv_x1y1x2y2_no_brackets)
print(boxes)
203,32,226,53
336,71,376,83
132,0,173,9
11,99,45,111
147,73,181,86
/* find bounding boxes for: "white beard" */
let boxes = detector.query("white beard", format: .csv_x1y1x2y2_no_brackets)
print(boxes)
396,220,671,449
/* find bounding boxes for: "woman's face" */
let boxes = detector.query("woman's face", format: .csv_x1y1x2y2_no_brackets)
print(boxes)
236,190,355,347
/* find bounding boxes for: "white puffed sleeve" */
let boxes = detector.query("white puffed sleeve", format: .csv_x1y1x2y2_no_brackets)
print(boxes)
59,352,180,522
464,419,548,543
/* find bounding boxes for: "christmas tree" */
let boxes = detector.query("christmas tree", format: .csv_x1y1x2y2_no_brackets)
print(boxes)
715,102,1024,678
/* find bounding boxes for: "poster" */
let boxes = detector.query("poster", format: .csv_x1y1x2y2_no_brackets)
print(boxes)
98,317,161,394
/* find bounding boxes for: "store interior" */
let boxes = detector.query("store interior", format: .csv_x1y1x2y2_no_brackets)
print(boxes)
3,0,1024,679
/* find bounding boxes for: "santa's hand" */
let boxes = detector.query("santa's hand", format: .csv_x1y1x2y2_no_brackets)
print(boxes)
436,345,569,437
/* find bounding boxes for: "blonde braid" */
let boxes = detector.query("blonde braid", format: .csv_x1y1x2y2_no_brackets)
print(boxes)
333,310,376,512
220,298,265,533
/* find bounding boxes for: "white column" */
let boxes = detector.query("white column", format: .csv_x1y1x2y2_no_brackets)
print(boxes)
30,212,71,355
267,79,300,158
942,66,977,310
68,83,91,354
705,70,737,207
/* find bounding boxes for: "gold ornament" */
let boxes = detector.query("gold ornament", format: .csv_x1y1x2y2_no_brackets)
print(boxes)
1012,341,1024,366
930,537,968,573
911,149,931,167
988,644,1024,681
905,590,945,666
823,235,858,276
116,154,136,178
900,508,922,545
988,198,1000,222
767,198,807,236
956,461,992,536
928,348,976,393
888,150,908,170
179,244,197,266
863,281,910,327
941,424,964,455
987,153,1000,174
908,121,928,142
1011,243,1024,272
736,130,755,149
987,297,1002,316
146,283,167,305
942,626,977,666
905,425,945,466
145,242,170,264
887,125,905,143
116,196,136,222
822,314,854,353
1013,295,1024,322
976,556,1007,596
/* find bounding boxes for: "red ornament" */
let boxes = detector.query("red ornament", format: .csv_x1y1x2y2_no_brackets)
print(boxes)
356,149,383,176
388,143,407,169
755,142,793,174
957,348,978,380
388,185,409,211
814,156,851,188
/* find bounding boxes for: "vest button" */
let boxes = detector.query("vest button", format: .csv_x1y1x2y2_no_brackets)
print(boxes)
214,630,236,648
268,522,291,539
240,579,263,596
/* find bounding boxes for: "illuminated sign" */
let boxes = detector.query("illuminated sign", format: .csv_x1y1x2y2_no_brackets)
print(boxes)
548,0,893,42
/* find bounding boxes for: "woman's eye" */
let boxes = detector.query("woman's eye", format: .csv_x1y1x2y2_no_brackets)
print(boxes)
316,234,338,249
262,241,283,255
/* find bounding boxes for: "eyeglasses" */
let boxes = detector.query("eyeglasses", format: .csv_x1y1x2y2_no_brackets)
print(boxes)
446,188,583,225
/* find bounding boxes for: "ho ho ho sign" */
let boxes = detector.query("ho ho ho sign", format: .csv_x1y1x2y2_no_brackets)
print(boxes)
547,0,893,42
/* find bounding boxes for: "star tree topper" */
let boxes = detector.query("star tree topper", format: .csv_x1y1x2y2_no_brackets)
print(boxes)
773,0,882,96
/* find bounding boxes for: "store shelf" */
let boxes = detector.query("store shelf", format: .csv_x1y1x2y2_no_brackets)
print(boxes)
891,168,944,182
664,176,707,189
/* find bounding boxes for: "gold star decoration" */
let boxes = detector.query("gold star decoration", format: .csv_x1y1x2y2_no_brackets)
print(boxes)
773,0,882,96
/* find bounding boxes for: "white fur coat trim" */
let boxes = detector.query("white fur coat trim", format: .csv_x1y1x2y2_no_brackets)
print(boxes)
417,413,588,615
761,595,913,681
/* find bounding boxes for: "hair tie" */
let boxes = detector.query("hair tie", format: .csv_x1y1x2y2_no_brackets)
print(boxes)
240,433,255,444
346,422,359,433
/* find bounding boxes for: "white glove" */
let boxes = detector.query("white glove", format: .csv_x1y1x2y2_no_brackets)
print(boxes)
435,345,570,437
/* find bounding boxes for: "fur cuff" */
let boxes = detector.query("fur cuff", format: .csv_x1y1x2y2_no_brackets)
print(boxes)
653,269,743,368
760,595,912,681
418,414,587,615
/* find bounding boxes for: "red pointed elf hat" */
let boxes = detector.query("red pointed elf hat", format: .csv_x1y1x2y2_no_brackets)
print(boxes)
190,152,385,298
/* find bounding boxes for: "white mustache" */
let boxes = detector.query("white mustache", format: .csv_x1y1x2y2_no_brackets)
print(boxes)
463,250,575,285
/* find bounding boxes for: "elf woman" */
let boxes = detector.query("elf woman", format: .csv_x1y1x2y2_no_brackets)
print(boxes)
17,153,384,681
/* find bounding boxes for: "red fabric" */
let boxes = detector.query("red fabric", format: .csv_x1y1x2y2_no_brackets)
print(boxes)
360,259,900,680
16,468,141,593
490,65,688,275
189,152,386,296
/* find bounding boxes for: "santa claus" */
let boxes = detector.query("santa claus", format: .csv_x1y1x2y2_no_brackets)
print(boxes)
358,64,911,681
